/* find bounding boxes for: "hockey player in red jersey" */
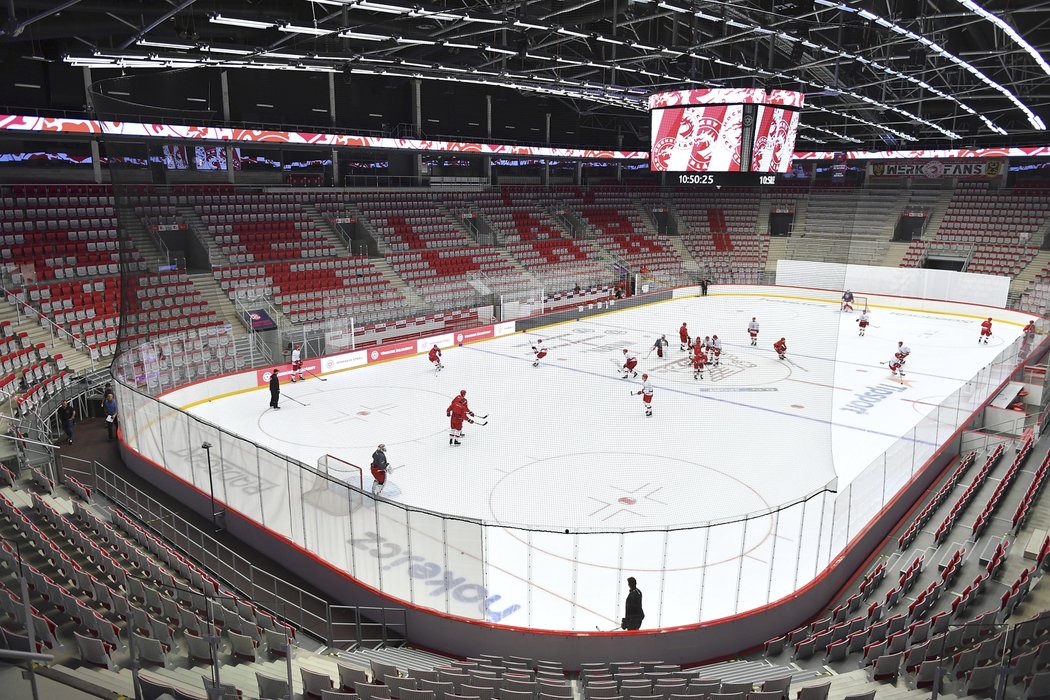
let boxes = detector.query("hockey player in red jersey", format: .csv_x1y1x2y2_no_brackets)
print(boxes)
691,345,708,380
428,344,444,372
531,339,547,367
679,323,691,351
980,318,993,343
621,348,639,379
446,390,475,446
1024,320,1037,343
886,356,906,380
773,337,787,360
633,373,654,416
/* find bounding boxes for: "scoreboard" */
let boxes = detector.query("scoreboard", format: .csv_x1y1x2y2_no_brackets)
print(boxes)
649,88,804,176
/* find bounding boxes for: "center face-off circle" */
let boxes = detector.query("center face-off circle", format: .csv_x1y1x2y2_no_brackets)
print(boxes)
489,452,770,529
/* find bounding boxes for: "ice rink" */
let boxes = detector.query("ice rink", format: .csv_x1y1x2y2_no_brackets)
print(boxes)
182,293,1024,630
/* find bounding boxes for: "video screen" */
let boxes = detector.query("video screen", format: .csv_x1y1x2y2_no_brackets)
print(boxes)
650,105,745,173
649,88,803,173
750,106,801,173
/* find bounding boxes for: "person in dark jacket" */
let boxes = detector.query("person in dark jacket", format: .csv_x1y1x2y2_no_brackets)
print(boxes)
370,444,389,496
268,369,281,410
102,391,118,441
58,399,76,444
622,576,644,630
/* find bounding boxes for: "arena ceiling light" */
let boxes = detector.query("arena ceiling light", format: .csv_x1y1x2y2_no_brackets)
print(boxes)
278,24,333,36
954,0,1050,77
208,14,276,30
816,0,1045,130
799,123,862,143
136,39,196,51
639,0,1000,136
338,30,389,41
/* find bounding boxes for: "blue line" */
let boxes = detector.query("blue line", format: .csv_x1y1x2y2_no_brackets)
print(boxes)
462,343,940,447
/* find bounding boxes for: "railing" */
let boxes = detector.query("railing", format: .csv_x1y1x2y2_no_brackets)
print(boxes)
1,289,99,371
85,458,407,648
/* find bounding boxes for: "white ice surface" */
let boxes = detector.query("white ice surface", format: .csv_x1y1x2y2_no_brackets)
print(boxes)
184,294,1022,630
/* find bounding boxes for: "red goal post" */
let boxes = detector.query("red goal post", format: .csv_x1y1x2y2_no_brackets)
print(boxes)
316,454,363,492
852,295,869,310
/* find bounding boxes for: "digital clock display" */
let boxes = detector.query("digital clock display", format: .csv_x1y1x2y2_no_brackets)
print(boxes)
675,172,779,186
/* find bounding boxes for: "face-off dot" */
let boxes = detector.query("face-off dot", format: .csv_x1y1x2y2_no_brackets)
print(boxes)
618,497,637,505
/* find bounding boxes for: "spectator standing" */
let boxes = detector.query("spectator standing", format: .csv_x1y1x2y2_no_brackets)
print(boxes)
57,399,76,445
621,576,644,630
268,369,281,410
102,391,118,441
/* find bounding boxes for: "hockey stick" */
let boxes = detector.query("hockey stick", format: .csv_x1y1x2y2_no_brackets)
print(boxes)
474,420,489,426
282,394,310,407
476,414,489,419
305,368,328,382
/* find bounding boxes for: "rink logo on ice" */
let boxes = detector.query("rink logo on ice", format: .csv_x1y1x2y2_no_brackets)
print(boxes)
840,383,908,416
351,531,521,623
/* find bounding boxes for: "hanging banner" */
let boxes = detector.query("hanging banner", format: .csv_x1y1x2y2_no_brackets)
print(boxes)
867,159,1006,178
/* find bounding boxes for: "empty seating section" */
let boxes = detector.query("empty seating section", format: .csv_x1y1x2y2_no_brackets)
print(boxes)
676,189,766,281
933,181,1049,275
1020,261,1050,314
388,249,532,305
899,240,929,268
352,192,473,251
0,185,145,282
10,272,221,357
0,321,71,417
465,189,614,289
595,232,684,277
0,466,320,699
214,258,405,325
194,193,338,262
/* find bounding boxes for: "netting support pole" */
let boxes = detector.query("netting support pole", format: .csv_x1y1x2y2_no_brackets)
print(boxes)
220,71,235,184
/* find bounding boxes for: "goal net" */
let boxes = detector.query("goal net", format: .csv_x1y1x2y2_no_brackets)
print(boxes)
846,295,869,310
305,454,366,512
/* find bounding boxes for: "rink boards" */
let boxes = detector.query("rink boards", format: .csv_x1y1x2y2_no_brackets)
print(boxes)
115,283,1038,659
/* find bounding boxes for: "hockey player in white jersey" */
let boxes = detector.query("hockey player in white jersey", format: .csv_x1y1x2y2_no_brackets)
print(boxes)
633,373,654,416
620,348,639,379
747,317,759,346
857,310,870,336
290,343,304,382
708,335,722,366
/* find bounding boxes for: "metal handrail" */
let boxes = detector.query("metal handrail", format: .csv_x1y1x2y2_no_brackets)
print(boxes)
87,458,407,648
1,289,98,370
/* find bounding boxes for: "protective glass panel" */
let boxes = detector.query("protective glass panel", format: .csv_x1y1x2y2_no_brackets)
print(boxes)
373,499,413,603
482,526,531,627
347,495,381,589
159,405,193,482
254,446,291,537
442,517,487,621
698,519,745,621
